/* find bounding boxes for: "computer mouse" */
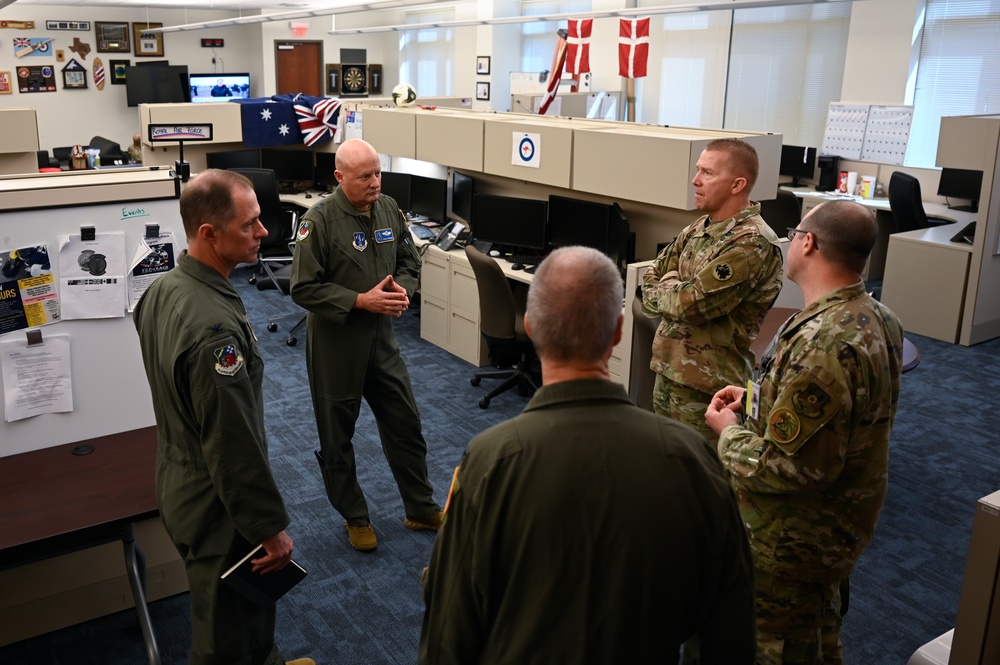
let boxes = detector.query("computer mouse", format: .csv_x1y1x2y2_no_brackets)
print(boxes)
489,250,501,257
305,193,313,199
511,262,524,271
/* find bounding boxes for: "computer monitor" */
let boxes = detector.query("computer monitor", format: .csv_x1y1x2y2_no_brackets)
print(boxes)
410,175,448,222
260,148,314,185
779,145,817,187
206,148,260,170
188,72,251,102
314,152,337,189
937,167,983,212
472,194,548,252
547,195,631,269
450,171,476,225
380,172,412,211
125,65,190,107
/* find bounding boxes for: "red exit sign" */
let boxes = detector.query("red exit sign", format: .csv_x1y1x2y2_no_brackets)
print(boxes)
201,38,224,48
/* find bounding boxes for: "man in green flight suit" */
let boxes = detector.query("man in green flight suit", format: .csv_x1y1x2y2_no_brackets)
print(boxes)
134,169,312,665
290,138,441,552
641,137,783,443
706,200,904,665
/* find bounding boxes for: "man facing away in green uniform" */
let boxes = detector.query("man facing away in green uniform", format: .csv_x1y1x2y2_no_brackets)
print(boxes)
641,138,783,444
290,138,441,552
419,246,756,665
134,169,313,665
706,200,904,665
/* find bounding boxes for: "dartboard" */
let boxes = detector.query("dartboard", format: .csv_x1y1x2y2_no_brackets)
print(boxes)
343,66,365,92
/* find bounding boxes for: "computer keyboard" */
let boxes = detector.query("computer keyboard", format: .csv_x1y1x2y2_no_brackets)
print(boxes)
410,224,438,241
509,253,543,266
470,239,493,254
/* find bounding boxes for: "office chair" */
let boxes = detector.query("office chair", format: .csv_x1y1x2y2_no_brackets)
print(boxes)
464,245,540,408
758,189,803,238
255,248,306,346
230,168,299,285
52,146,73,170
629,295,657,411
88,135,127,165
888,171,951,233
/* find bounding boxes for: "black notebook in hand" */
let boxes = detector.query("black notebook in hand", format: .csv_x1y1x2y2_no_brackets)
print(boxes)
221,544,307,607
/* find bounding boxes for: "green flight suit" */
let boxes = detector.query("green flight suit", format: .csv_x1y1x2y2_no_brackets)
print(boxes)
420,379,756,665
641,203,783,439
717,281,904,665
289,187,439,525
134,251,290,665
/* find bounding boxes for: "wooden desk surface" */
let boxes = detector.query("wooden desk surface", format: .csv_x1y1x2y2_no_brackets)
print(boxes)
0,427,159,552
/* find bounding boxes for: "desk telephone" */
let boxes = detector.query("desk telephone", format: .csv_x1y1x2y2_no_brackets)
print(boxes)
435,221,466,251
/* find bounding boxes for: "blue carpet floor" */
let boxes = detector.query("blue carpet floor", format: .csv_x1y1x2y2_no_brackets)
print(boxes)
2,265,998,664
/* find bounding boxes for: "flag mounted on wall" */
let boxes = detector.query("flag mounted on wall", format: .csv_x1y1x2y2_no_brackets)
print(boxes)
565,18,592,76
618,18,650,79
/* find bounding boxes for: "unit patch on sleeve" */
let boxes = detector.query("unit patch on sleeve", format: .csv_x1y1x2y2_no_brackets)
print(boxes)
295,220,312,242
213,343,244,377
769,407,801,444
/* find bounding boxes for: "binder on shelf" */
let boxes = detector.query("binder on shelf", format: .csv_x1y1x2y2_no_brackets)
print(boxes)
221,544,307,607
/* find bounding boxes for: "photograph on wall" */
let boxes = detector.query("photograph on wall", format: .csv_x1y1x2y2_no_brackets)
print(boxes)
16,65,56,93
476,81,490,101
13,37,53,58
109,59,129,84
477,56,491,75
0,71,11,94
132,22,163,57
46,20,90,31
0,245,60,336
95,21,130,53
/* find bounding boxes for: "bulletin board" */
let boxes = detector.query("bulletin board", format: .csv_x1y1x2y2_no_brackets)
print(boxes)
0,178,182,457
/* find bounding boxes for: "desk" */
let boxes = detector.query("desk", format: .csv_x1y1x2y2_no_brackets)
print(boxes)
0,428,163,664
881,224,975,343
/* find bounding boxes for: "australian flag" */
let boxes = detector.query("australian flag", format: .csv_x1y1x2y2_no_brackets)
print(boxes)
232,97,303,147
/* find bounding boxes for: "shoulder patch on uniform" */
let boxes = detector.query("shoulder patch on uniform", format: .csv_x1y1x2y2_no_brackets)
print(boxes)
213,343,244,377
769,407,800,444
296,220,312,242
791,382,831,418
713,263,733,281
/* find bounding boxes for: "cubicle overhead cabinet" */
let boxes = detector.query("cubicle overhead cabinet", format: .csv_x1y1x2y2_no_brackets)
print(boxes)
362,106,417,159
0,108,42,176
416,110,484,172
139,101,243,146
483,116,574,189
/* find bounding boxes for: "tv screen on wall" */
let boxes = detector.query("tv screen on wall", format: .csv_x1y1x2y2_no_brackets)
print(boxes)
125,65,190,107
189,73,251,102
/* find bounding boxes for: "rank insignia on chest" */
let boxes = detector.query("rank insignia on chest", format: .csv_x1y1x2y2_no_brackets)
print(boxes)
374,228,395,243
353,232,368,252
213,344,244,377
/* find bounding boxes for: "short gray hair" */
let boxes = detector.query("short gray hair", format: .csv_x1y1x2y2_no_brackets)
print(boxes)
526,246,623,363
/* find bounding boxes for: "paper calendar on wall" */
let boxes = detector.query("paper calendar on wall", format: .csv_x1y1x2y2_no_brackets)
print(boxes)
822,103,869,160
860,105,913,165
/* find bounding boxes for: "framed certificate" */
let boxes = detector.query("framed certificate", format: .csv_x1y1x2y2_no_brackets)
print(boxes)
96,21,130,53
132,22,163,58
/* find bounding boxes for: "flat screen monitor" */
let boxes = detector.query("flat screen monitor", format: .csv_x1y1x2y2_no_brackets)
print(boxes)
380,172,411,211
472,194,548,252
450,171,475,225
206,148,260,170
779,144,817,187
314,152,337,189
547,195,630,268
125,65,190,107
260,148,314,184
189,72,251,102
410,175,448,222
937,167,983,212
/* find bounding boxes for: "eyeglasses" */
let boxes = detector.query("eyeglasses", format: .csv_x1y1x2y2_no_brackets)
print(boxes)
787,227,818,249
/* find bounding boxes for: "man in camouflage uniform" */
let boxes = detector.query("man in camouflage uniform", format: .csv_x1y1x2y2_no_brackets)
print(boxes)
705,200,904,665
641,138,783,442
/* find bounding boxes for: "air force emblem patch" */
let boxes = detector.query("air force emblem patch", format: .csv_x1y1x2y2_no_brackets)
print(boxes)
213,344,244,377
296,220,312,242
353,232,368,252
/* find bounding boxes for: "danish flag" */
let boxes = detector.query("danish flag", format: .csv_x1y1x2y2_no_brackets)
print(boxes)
565,18,592,76
618,18,650,79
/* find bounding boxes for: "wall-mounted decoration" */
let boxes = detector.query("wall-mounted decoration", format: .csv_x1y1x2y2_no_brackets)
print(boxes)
477,56,491,75
0,71,12,94
13,37,53,58
326,64,340,95
132,22,163,58
93,58,105,90
369,64,383,95
62,58,87,89
96,21,130,53
69,37,91,60
46,21,90,31
17,65,56,92
476,81,491,101
56,50,65,63
110,59,129,85
341,64,368,96
1,20,35,30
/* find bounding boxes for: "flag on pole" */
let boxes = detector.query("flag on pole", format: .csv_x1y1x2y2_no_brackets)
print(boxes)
565,18,592,76
538,28,569,115
618,18,650,79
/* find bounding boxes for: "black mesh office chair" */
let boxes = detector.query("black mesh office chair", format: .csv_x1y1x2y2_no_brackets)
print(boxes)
888,171,951,233
255,252,306,346
230,168,299,285
758,189,803,238
465,245,539,408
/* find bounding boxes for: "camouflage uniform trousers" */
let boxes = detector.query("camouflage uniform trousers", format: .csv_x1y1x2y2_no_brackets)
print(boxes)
652,373,717,446
755,568,844,665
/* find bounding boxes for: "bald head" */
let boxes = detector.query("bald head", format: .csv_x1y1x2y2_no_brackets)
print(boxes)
801,199,878,274
334,139,382,210
335,138,379,172
526,247,623,364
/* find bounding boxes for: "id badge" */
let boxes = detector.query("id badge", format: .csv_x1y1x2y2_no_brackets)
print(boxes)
745,379,761,421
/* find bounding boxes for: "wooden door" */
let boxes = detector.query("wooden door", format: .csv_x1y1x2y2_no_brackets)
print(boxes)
275,41,323,96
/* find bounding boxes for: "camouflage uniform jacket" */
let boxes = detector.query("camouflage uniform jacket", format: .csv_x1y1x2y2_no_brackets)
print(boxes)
717,281,903,583
641,203,783,394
